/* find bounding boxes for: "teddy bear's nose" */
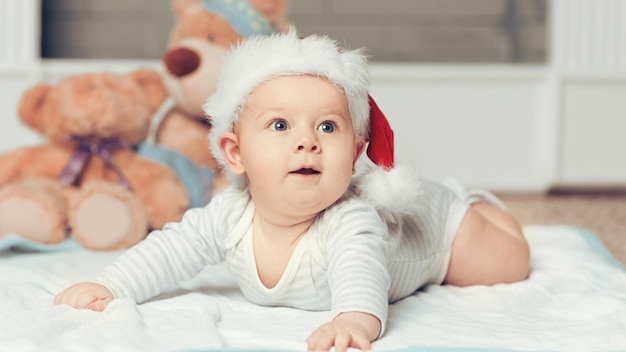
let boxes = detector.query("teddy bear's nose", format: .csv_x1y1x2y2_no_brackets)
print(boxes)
163,47,201,78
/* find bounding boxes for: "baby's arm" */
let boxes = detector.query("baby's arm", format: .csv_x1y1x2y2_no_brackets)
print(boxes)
306,312,380,352
308,199,392,351
54,282,114,311
53,191,237,309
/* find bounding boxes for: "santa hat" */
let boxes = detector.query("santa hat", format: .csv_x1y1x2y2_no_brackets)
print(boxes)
204,28,419,213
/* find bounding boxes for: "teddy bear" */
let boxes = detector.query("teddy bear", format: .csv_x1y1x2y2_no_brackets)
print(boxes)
143,0,288,206
0,70,189,250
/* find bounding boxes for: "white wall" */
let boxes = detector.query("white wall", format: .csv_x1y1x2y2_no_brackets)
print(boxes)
550,0,626,187
559,76,626,186
1,0,625,192
0,0,43,151
369,65,554,190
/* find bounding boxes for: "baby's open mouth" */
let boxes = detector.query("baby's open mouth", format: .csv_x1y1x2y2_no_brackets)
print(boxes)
290,168,320,175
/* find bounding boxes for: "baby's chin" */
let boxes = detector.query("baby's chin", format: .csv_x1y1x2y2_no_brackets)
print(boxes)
288,190,345,213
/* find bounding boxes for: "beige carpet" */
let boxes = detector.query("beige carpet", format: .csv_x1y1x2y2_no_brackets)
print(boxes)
497,192,626,266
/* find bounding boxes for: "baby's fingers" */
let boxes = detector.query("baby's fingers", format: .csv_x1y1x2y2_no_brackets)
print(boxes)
331,333,371,352
85,297,113,312
53,287,76,306
54,288,94,309
306,325,333,351
333,333,351,352
54,283,113,311
306,325,372,351
349,334,372,351
305,327,362,352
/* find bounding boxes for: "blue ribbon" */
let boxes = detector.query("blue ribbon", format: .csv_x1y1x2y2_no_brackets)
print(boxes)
202,0,279,37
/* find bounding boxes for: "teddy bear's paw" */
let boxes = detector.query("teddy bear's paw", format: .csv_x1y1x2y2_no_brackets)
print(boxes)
70,182,148,251
0,185,68,244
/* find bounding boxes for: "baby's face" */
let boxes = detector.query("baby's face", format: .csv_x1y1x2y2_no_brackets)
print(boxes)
234,75,365,218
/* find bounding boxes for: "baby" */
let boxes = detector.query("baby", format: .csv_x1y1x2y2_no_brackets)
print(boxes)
55,29,530,351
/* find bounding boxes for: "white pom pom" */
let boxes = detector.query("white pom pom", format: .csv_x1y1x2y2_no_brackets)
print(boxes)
356,164,421,215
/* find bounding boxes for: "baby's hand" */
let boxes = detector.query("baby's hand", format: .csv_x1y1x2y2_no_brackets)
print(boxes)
306,312,380,352
54,282,114,311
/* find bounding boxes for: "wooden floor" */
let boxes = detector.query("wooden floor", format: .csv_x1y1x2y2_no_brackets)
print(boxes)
496,192,626,266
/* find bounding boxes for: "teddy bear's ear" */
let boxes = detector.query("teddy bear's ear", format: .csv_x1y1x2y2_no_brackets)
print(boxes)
129,69,168,110
17,83,51,130
172,0,202,19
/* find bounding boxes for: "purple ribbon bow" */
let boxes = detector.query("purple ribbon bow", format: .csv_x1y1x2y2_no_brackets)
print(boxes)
60,136,131,188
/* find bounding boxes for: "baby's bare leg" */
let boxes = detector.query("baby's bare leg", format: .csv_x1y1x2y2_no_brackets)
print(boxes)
444,202,530,286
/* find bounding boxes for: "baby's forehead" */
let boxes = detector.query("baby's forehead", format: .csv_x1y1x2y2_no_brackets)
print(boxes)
251,73,340,91
241,75,349,114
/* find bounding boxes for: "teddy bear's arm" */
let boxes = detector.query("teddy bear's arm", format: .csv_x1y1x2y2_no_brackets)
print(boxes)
156,109,216,168
117,153,189,230
156,109,228,194
0,145,70,184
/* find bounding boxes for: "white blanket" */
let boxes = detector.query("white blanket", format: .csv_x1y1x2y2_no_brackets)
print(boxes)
1,225,625,352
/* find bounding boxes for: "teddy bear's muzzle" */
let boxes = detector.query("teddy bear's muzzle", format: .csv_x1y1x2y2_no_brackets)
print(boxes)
163,47,201,78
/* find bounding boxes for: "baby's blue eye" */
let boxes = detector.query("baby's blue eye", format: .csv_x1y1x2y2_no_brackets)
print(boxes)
270,119,288,131
318,121,336,133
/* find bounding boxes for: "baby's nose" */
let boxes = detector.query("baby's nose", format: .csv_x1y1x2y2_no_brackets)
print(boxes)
297,143,318,152
295,134,320,153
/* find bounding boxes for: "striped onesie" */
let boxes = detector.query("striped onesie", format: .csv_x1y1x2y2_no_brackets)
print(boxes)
94,179,476,335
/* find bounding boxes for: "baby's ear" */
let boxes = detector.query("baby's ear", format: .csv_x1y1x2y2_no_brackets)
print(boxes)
218,132,245,175
354,137,367,164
